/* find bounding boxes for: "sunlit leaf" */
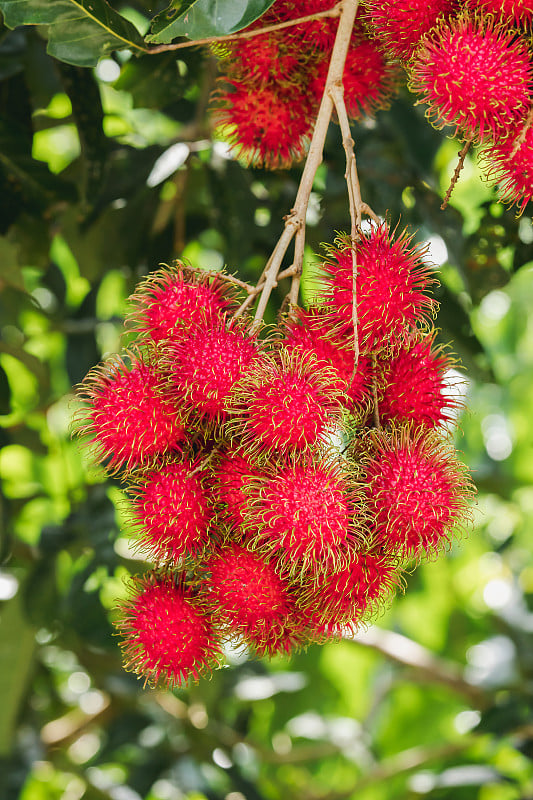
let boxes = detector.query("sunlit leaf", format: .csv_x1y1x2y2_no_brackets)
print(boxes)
147,0,276,44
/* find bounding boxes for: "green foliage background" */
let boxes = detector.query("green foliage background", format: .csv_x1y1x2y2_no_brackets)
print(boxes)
1,2,533,799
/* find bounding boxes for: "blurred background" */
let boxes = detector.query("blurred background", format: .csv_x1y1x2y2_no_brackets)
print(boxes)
1,3,533,798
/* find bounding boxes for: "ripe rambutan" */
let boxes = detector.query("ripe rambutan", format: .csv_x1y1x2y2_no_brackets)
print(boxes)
321,225,437,353
409,15,533,143
483,121,533,213
303,549,397,634
362,426,474,558
126,264,233,344
74,353,185,475
283,308,374,412
363,0,459,62
467,0,533,27
116,575,220,687
214,79,316,169
162,318,260,423
213,448,259,528
226,350,344,457
216,33,302,88
378,333,459,428
243,457,358,575
205,543,302,656
270,0,339,51
129,459,212,564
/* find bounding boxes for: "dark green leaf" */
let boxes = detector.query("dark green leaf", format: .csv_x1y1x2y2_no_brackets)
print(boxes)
0,0,147,67
0,588,35,755
147,0,276,44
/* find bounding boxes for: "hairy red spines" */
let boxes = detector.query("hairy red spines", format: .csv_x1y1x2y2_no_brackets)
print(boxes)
362,427,474,558
74,353,185,475
227,350,345,457
467,0,533,26
129,459,212,564
126,264,234,344
377,332,459,428
205,543,303,656
363,0,459,62
116,575,220,687
321,225,437,352
409,15,533,144
243,456,359,576
483,122,533,213
162,318,261,423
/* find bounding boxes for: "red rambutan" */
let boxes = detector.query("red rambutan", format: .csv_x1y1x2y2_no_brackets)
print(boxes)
467,0,533,27
363,0,459,62
283,308,374,412
116,575,220,687
217,33,303,88
205,543,302,656
362,426,473,558
126,264,233,344
244,457,357,575
321,225,437,352
162,319,260,423
130,459,212,564
226,350,344,457
483,121,533,213
213,448,259,528
378,333,459,428
409,15,533,143
74,353,185,475
214,79,316,169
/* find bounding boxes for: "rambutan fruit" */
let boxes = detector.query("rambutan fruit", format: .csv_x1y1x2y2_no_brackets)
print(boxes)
308,30,399,121
214,79,316,169
362,426,474,558
213,448,259,528
243,456,358,576
363,0,459,62
226,350,345,458
321,225,437,353
161,318,260,423
303,549,397,634
126,264,233,344
378,333,459,428
409,15,533,143
482,121,533,213
467,0,533,27
205,543,303,656
116,575,220,687
217,33,303,88
283,308,374,412
129,459,212,565
74,353,185,475
270,0,339,51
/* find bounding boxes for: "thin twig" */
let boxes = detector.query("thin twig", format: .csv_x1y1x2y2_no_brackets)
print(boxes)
222,273,257,294
147,4,342,54
441,137,473,210
511,105,533,157
251,0,361,331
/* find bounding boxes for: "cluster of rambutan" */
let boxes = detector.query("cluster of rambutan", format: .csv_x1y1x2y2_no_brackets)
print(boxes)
214,0,533,212
74,222,473,688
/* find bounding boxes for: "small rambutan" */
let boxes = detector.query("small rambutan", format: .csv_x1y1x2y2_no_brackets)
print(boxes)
269,0,339,51
243,456,358,575
213,448,259,528
226,350,344,457
363,0,459,62
205,543,302,656
126,264,233,344
162,318,260,423
116,575,220,687
378,333,459,428
467,0,533,27
409,15,533,143
321,225,437,352
129,459,212,564
214,79,316,169
483,121,533,213
362,426,474,558
217,33,303,88
283,308,374,412
74,353,185,475
303,549,397,634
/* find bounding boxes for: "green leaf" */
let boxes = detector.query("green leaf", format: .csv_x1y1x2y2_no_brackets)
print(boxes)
147,0,276,44
0,0,147,67
0,586,35,756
